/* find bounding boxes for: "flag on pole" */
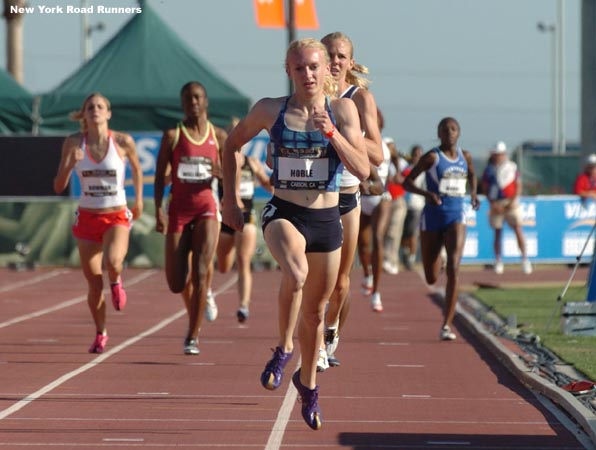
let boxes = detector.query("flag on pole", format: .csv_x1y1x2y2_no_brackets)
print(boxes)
254,0,319,29
254,0,285,28
295,0,319,30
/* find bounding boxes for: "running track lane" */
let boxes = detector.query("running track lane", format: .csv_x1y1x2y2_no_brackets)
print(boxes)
0,266,591,449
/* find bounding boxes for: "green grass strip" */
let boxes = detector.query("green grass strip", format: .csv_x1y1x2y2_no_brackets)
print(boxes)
472,285,596,382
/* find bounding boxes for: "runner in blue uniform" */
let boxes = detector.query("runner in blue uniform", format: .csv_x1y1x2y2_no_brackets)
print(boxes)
221,38,368,430
403,117,479,341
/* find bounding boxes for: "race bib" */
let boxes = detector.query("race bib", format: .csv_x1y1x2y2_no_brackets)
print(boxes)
277,157,329,182
438,177,466,197
178,156,212,182
239,180,255,199
81,169,118,197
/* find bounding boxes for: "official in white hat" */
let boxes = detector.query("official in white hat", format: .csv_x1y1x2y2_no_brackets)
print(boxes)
481,141,532,275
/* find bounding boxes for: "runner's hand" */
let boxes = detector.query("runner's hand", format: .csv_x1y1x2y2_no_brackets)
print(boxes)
222,203,244,232
155,208,167,234
312,105,333,136
471,195,480,211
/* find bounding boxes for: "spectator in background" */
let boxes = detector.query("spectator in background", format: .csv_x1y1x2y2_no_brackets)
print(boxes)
573,153,596,202
382,137,408,275
481,141,532,275
401,145,425,270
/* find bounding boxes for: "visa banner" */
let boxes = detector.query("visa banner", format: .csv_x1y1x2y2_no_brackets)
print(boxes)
462,196,596,264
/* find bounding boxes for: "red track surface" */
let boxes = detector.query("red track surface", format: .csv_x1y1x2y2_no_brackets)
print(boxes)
0,264,591,449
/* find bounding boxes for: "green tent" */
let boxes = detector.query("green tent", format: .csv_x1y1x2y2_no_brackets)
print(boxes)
0,68,34,134
39,4,251,133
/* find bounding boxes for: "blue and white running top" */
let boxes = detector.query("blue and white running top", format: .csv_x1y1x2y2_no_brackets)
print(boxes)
269,96,343,191
425,147,468,211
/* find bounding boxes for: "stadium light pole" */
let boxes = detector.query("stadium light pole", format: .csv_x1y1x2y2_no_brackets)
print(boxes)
557,0,566,155
81,0,104,63
537,21,559,155
286,0,295,96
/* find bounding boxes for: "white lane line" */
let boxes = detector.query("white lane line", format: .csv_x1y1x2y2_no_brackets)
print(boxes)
0,270,156,330
5,417,554,426
0,393,526,402
102,438,144,442
0,269,69,293
0,272,233,421
402,394,431,398
388,364,425,368
264,359,300,450
0,294,86,330
0,307,186,421
213,273,238,296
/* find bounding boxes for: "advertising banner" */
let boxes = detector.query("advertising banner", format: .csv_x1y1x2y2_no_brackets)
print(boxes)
462,196,596,264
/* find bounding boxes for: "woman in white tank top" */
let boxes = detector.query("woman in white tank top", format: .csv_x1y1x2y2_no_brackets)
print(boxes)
319,32,384,369
53,92,143,354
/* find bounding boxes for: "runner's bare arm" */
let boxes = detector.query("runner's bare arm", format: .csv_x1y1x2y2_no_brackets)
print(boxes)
154,128,176,233
222,98,279,230
117,132,144,218
248,155,273,193
326,98,369,181
463,149,479,210
352,89,383,166
53,134,83,194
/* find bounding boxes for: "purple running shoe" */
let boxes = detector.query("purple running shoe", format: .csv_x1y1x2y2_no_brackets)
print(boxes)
260,346,292,390
292,369,322,430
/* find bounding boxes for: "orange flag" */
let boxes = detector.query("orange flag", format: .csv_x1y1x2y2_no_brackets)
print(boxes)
254,0,285,28
295,0,319,30
254,0,319,30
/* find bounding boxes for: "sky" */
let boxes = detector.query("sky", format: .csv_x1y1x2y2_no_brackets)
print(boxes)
0,0,581,158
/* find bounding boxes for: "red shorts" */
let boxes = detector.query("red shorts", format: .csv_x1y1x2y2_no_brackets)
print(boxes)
72,208,132,243
167,192,219,234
